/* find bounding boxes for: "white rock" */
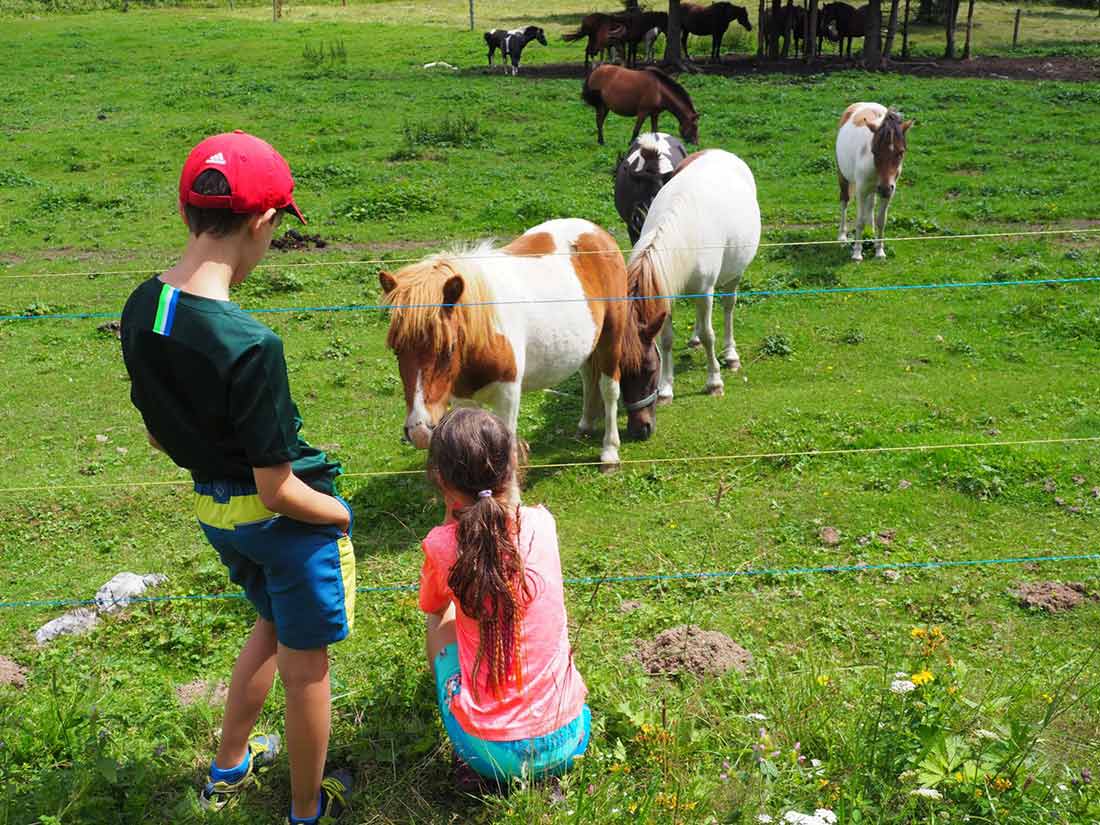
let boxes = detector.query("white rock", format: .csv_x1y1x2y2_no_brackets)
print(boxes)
35,608,100,644
94,572,168,613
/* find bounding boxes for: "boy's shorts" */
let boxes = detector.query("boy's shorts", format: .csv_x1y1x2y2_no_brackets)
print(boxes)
194,480,356,651
434,643,591,781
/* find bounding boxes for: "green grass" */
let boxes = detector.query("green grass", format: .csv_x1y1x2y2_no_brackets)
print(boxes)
2,4,1100,824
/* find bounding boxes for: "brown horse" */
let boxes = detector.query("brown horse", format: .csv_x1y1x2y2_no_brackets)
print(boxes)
681,2,753,61
582,65,700,146
563,13,628,70
614,10,669,66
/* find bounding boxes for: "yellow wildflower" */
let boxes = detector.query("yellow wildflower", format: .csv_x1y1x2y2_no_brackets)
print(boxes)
817,674,831,687
910,627,927,639
1042,693,1054,704
911,670,934,687
993,777,1013,792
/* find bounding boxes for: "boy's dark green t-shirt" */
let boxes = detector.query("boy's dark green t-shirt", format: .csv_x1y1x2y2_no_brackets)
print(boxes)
120,277,340,493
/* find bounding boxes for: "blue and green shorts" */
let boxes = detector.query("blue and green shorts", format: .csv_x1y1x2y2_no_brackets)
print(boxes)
194,480,356,651
434,643,591,782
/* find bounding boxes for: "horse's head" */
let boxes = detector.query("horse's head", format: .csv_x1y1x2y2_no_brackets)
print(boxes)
731,4,754,31
679,112,700,145
379,256,496,449
621,310,668,440
867,110,913,199
526,25,548,46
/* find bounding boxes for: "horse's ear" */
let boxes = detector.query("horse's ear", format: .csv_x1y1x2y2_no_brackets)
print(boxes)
379,270,397,294
902,119,915,132
441,275,464,313
641,310,667,343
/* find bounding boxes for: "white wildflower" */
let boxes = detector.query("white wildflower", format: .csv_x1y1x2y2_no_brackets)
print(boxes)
811,758,822,768
891,679,917,694
814,810,838,824
782,811,836,825
910,787,943,800
974,728,999,740
895,671,909,679
757,816,774,824
745,712,769,721
1058,783,1069,791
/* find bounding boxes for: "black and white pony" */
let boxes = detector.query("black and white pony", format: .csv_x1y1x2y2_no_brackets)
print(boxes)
614,132,689,243
484,26,547,75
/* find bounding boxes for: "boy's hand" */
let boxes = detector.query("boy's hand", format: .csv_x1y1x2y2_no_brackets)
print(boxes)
254,463,350,530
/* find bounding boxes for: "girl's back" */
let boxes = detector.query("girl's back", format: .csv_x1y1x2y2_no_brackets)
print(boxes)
420,504,587,740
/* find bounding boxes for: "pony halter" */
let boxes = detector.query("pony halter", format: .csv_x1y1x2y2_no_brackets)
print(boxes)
623,346,663,412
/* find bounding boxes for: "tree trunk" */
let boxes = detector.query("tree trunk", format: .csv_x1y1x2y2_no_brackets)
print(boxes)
961,0,975,58
758,0,766,55
806,0,818,59
883,0,900,57
665,0,684,62
901,0,911,57
468,0,474,31
863,0,882,66
769,0,783,56
944,0,958,58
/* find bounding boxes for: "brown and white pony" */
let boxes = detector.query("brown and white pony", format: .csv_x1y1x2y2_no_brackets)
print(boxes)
681,2,753,61
379,219,666,465
582,65,700,146
835,102,913,261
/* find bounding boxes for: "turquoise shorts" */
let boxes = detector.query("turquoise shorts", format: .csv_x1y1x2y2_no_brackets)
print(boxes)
434,643,591,781
195,480,356,651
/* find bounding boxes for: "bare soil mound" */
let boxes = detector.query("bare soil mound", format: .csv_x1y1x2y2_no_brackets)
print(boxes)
272,230,328,252
0,655,27,688
176,679,228,707
505,54,1099,83
1012,581,1092,613
634,625,752,677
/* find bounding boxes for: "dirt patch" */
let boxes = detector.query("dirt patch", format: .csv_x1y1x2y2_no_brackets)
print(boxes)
633,625,752,678
503,54,1100,83
97,320,121,339
271,229,329,252
0,655,27,688
176,679,228,707
819,526,841,546
1012,581,1092,613
620,599,643,613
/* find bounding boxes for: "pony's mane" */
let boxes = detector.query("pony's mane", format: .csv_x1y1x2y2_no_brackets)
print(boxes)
873,108,907,151
626,192,700,330
643,68,696,115
384,244,499,353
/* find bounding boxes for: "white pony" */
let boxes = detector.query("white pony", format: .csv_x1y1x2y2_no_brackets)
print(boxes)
379,219,661,467
626,149,761,406
835,102,913,261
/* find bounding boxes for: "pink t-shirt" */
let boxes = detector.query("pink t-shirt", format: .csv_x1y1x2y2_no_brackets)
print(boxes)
419,504,588,741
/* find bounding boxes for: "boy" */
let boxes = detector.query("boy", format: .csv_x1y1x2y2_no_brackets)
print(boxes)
120,131,354,825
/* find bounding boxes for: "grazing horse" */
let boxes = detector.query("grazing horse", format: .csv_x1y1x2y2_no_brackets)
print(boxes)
836,103,913,261
626,150,760,427
681,2,753,61
615,132,689,244
485,26,547,75
379,219,664,466
615,10,669,66
820,2,866,56
563,13,628,70
763,2,806,56
582,65,699,146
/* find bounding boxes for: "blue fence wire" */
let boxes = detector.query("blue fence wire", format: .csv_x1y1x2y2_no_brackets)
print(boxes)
4,552,1099,612
2,274,1098,323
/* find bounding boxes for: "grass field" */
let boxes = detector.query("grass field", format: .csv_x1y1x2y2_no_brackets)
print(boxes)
2,3,1100,824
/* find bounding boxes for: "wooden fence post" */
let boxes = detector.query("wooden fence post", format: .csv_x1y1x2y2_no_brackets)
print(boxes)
901,0,911,57
469,0,474,31
806,0,818,60
961,0,975,57
1012,8,1021,47
757,0,766,55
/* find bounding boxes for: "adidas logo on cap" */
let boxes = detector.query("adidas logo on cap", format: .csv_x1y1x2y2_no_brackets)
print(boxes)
205,152,227,165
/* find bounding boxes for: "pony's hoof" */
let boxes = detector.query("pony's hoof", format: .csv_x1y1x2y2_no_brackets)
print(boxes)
875,249,887,260
599,459,621,474
705,383,725,397
687,337,702,349
723,357,741,371
838,234,848,243
851,253,863,263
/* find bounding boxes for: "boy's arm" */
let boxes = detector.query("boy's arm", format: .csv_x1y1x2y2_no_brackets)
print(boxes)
253,463,350,531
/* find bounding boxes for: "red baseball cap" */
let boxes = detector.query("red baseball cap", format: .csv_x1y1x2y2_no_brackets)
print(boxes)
179,130,306,224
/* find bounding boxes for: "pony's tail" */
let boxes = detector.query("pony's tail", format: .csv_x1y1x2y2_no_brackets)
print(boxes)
626,246,671,330
581,73,602,109
562,27,587,42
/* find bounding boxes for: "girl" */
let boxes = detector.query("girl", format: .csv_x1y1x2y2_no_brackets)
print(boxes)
419,408,591,783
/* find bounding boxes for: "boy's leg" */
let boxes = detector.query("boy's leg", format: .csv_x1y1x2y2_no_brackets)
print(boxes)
217,617,279,769
278,644,331,821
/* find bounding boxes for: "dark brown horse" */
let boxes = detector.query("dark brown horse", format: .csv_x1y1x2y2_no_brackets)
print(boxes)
614,10,670,66
763,2,806,56
563,13,628,70
582,65,700,146
820,2,866,56
681,2,753,61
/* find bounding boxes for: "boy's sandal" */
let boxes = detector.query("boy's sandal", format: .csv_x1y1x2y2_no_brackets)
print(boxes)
285,768,353,824
199,733,282,811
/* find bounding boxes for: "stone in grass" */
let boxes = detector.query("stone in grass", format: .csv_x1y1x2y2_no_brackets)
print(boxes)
819,526,841,546
95,572,168,614
176,679,229,708
0,655,28,688
35,608,100,645
633,625,752,678
1011,581,1091,614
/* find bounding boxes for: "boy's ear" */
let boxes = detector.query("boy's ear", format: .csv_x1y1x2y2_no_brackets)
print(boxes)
379,270,397,294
